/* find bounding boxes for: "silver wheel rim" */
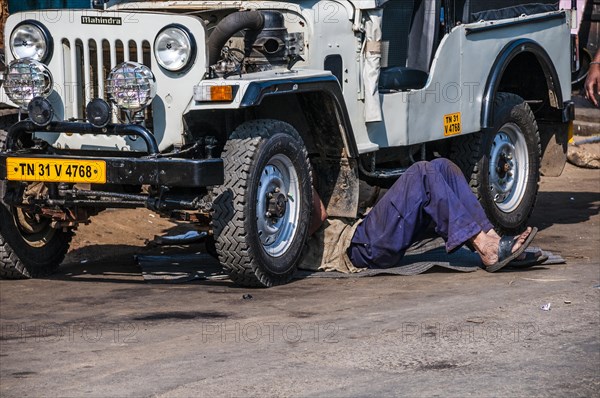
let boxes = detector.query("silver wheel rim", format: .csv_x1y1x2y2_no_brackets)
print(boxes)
488,122,529,213
256,153,300,258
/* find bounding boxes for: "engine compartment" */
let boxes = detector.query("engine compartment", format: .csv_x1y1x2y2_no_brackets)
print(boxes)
208,10,304,77
203,10,306,77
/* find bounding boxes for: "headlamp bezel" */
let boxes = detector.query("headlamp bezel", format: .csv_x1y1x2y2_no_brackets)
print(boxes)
10,20,54,63
153,24,196,73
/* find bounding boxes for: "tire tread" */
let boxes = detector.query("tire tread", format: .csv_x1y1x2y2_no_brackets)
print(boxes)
212,120,311,287
0,125,72,279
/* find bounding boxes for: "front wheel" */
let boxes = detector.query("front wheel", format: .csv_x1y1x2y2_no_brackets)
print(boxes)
0,205,73,279
0,128,72,279
211,120,312,287
451,93,540,233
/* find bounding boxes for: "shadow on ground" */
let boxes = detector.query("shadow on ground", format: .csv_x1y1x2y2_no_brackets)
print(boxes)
55,241,222,285
530,191,599,231
47,188,596,284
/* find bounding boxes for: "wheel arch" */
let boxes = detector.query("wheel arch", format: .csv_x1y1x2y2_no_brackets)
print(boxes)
184,77,361,218
481,39,565,129
238,79,361,219
239,76,359,159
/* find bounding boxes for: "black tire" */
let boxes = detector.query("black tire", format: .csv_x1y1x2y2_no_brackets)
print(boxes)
451,92,540,234
204,235,218,259
212,120,312,287
0,125,72,279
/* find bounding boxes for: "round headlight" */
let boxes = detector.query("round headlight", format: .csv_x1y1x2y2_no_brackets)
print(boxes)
154,25,195,72
106,62,157,112
3,59,54,108
10,21,53,62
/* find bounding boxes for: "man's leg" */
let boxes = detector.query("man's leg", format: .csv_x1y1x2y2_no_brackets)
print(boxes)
430,159,541,265
348,158,537,270
429,158,495,234
348,161,483,268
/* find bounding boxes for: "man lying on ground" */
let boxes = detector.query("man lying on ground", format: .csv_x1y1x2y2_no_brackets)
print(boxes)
303,158,539,273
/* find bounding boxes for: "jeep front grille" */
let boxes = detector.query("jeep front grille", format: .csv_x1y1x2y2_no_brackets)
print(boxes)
60,37,152,124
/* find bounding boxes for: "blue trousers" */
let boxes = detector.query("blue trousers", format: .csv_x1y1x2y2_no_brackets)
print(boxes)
348,158,494,269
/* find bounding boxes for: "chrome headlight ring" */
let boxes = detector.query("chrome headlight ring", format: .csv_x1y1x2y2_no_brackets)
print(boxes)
153,24,196,73
10,20,53,63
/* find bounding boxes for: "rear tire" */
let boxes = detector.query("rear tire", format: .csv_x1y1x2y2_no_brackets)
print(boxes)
451,93,540,234
211,120,312,287
0,123,72,279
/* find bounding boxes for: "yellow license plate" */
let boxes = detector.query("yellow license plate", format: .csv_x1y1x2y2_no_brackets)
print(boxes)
6,158,106,184
444,112,462,136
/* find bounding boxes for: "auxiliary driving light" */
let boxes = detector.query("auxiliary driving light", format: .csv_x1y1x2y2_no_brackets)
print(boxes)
27,96,54,126
106,62,157,112
86,98,112,127
3,59,54,108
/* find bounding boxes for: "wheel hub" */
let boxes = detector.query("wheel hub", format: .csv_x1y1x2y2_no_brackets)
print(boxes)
15,208,49,234
266,189,288,219
496,153,512,177
12,206,55,248
488,123,529,213
255,154,300,257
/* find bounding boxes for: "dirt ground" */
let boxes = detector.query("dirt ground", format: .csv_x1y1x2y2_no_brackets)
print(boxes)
0,161,599,397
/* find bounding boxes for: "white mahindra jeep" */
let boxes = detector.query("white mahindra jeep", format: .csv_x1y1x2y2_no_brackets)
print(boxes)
0,0,575,286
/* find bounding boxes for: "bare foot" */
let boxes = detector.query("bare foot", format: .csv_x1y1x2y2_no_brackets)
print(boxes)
471,227,533,267
486,229,501,239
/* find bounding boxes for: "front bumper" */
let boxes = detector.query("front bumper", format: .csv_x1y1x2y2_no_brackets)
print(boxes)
0,120,224,188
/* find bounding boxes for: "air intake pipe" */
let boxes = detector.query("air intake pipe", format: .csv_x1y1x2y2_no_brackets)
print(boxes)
207,10,265,66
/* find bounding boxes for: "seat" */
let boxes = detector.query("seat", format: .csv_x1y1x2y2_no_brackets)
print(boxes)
379,66,429,91
381,1,414,68
379,1,431,92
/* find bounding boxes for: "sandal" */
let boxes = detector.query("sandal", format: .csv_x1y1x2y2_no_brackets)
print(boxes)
485,227,538,273
508,249,548,268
